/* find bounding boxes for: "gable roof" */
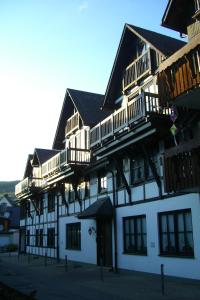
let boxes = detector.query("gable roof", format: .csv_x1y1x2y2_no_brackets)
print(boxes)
102,23,186,109
162,0,193,34
127,24,185,57
0,194,16,207
23,154,33,179
53,88,109,150
32,148,59,166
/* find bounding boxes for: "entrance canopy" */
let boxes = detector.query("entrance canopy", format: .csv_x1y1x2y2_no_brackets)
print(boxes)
78,197,113,219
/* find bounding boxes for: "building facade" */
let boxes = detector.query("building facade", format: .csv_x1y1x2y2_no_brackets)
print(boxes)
16,0,200,280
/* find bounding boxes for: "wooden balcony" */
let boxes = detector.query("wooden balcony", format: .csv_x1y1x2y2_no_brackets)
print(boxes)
158,35,200,109
42,147,90,178
163,138,200,193
15,177,42,198
90,92,170,147
123,49,152,92
65,112,79,137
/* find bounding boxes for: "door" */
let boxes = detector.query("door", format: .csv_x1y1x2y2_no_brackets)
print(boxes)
96,218,112,267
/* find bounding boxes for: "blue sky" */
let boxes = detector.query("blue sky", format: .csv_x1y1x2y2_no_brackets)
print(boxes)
0,0,184,181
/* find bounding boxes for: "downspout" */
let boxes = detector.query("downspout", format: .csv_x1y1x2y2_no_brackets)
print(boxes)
108,169,118,273
56,193,60,263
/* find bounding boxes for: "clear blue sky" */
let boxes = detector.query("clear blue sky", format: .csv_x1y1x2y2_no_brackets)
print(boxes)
0,0,185,181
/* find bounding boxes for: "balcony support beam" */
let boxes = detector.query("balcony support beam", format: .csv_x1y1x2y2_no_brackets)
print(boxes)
141,145,162,198
57,183,69,214
111,157,131,203
72,180,82,210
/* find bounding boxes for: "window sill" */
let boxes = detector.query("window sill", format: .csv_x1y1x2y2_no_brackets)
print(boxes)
66,248,81,251
123,252,147,256
159,254,194,259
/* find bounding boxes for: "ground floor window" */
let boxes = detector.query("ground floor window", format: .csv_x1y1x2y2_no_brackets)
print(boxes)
159,209,194,257
66,222,81,250
123,215,147,255
47,228,55,248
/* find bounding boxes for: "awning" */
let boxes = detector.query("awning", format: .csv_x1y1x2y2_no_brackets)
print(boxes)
78,197,113,219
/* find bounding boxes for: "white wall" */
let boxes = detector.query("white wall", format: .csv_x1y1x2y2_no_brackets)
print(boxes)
116,193,200,279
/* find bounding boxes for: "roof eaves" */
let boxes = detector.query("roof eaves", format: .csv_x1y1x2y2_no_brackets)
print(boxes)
66,89,85,125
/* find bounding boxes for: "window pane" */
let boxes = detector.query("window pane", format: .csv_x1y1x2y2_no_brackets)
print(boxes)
142,218,146,234
161,215,167,232
168,215,174,232
185,212,192,231
125,220,129,233
178,213,184,231
162,233,168,252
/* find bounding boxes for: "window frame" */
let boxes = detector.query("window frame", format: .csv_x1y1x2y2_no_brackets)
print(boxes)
123,215,147,255
48,193,55,212
98,171,107,193
66,222,81,250
158,209,194,258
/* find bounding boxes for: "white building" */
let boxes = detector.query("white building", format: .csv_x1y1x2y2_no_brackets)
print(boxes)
16,1,200,280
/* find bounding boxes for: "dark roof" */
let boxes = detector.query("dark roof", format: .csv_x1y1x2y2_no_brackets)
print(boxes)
53,89,109,150
78,197,113,219
162,0,194,34
103,23,185,109
23,154,33,179
32,148,59,166
1,194,16,207
127,24,185,57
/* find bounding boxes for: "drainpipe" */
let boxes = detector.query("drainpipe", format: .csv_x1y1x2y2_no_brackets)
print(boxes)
56,193,60,263
108,169,118,273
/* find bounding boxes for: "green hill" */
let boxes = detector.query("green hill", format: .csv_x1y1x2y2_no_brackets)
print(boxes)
0,181,19,199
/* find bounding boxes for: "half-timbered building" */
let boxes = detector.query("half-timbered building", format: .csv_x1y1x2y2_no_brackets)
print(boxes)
16,1,200,280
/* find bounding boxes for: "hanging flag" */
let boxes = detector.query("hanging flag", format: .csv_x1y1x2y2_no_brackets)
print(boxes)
170,124,178,136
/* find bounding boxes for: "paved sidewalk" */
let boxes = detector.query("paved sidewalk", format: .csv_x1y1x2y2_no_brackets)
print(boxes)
0,253,200,300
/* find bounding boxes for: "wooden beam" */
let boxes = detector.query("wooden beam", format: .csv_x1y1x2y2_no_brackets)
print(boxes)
71,181,82,209
111,158,131,203
141,145,162,198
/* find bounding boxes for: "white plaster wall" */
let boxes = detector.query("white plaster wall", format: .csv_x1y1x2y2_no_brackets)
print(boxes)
117,193,200,279
59,215,97,264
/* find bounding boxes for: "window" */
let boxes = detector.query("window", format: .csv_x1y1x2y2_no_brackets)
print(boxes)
123,215,147,255
84,179,90,198
39,229,43,247
26,230,30,246
35,229,39,246
159,209,194,257
47,228,55,248
68,185,75,203
48,193,55,212
98,171,107,193
66,222,81,250
131,157,144,184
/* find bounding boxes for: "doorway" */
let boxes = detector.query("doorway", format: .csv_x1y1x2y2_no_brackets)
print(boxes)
96,218,112,267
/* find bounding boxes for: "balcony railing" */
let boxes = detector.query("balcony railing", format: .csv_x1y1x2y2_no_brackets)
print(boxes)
158,40,200,106
123,49,151,92
65,112,79,136
90,92,170,147
15,177,42,197
163,138,200,193
42,148,90,178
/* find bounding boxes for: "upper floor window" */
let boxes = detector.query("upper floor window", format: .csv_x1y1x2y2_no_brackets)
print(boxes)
98,171,107,193
123,215,147,255
48,193,55,212
159,209,194,257
84,179,90,199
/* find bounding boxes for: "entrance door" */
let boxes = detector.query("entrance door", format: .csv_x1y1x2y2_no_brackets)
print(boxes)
97,218,112,267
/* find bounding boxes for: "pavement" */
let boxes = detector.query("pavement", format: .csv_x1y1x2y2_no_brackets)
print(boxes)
0,252,200,300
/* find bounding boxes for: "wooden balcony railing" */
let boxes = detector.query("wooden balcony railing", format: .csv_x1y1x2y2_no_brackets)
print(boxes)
90,92,170,147
42,147,90,178
65,112,79,137
158,40,200,106
163,138,200,193
123,49,151,92
15,177,42,197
